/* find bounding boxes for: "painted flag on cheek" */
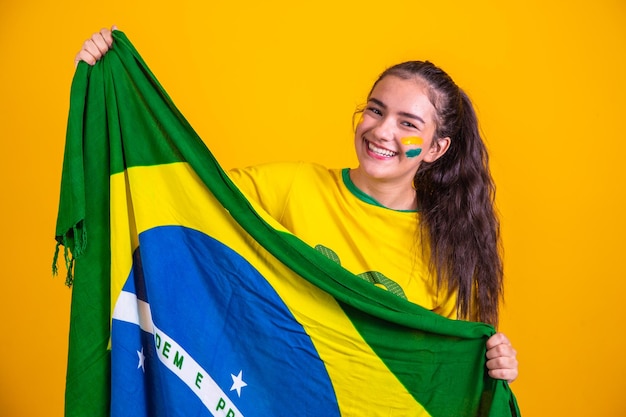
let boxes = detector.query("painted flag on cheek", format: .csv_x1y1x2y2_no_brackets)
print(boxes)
54,31,521,417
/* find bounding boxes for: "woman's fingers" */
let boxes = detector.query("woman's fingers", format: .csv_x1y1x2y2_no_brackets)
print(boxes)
74,26,117,66
486,332,518,383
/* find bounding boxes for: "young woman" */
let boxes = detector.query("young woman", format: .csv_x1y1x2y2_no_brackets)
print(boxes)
76,27,519,383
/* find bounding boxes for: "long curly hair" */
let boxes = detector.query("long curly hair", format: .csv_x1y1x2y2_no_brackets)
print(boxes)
368,61,503,326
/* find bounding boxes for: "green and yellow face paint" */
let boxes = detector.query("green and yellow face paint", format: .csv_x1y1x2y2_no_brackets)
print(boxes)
401,136,424,158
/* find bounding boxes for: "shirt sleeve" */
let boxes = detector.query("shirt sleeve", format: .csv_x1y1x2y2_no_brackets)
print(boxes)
227,162,304,222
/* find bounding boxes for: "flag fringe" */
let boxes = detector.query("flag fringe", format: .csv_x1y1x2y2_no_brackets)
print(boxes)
52,221,87,287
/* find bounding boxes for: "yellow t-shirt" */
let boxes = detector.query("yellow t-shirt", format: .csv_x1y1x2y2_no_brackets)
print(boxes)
228,162,458,318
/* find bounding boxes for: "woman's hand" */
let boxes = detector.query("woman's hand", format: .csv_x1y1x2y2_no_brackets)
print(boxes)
74,26,118,66
486,332,518,383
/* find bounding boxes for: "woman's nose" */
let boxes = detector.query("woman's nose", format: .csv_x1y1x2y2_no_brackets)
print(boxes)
371,117,395,142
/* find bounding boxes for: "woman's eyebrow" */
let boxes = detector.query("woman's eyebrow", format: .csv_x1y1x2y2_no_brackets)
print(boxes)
368,97,425,125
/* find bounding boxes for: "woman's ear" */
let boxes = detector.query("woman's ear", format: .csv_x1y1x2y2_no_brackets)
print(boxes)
423,137,451,163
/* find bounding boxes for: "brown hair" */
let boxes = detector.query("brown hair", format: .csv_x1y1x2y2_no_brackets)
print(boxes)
370,61,503,326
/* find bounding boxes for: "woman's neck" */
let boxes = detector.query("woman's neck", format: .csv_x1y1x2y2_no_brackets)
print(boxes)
349,169,417,211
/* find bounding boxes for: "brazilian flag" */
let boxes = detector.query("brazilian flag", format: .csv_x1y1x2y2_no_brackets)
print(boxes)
54,31,521,417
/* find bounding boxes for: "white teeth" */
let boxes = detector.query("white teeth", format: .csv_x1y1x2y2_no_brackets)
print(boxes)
367,140,397,157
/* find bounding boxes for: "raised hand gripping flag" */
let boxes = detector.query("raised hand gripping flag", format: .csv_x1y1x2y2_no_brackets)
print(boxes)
54,31,520,417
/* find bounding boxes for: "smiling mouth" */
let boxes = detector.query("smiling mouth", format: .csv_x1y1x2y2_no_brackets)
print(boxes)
366,140,398,158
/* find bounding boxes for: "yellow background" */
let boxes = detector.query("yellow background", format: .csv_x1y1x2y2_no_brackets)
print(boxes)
1,0,624,416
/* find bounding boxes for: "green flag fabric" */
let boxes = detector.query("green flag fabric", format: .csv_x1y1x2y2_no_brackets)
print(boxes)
55,31,521,417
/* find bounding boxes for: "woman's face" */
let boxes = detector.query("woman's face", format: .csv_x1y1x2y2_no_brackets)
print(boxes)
353,75,447,187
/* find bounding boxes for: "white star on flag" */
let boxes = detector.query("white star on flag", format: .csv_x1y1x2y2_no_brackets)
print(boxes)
137,347,146,372
230,370,247,397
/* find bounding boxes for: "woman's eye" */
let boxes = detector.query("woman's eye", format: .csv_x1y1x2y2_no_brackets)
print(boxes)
401,121,417,129
367,107,382,116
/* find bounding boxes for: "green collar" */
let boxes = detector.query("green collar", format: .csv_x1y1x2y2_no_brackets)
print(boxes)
341,168,418,213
